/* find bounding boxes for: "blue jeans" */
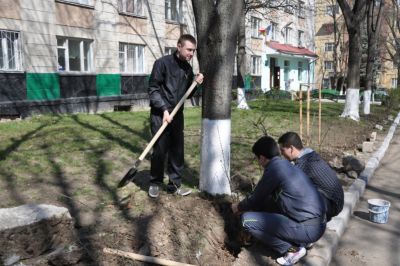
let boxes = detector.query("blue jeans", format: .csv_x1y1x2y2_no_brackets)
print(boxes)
241,212,326,254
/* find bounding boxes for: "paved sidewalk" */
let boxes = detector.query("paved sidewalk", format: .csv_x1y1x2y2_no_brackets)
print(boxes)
303,112,400,266
331,129,400,266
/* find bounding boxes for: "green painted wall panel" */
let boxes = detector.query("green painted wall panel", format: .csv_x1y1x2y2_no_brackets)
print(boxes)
96,74,121,96
27,73,60,101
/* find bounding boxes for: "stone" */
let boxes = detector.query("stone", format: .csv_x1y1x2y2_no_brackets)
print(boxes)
362,141,375,153
342,156,365,174
375,124,383,130
370,132,377,142
0,204,78,265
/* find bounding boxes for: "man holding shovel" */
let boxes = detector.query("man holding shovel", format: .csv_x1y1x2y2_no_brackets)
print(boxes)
148,34,204,198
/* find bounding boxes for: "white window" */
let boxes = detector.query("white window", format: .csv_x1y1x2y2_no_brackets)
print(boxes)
0,30,22,71
251,17,262,38
324,61,334,71
392,78,398,88
165,0,185,23
251,56,262,75
269,22,278,41
298,30,304,47
298,1,305,18
119,43,145,73
298,62,305,81
118,0,144,16
63,0,91,5
325,42,335,52
165,47,176,55
57,37,93,72
326,5,339,16
284,27,292,44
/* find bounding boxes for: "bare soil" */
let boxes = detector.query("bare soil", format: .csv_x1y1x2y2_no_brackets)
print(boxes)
0,112,393,266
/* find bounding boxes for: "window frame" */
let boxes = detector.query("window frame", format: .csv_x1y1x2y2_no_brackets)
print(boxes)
284,27,292,44
251,55,262,76
324,42,335,52
119,42,146,74
57,37,93,72
251,16,262,38
0,30,23,71
55,0,94,8
270,22,278,41
298,1,305,18
118,0,145,17
324,60,334,71
298,30,304,47
165,0,186,24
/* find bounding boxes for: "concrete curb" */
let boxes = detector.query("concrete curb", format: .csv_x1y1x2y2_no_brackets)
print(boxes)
303,111,400,266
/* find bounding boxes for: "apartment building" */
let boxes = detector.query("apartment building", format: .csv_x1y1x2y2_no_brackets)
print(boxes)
0,0,197,117
247,0,317,92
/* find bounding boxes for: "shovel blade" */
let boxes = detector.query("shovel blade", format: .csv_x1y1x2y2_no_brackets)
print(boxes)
118,167,138,188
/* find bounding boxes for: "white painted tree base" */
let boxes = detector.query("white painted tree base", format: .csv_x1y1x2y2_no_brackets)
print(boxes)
363,89,372,115
200,119,231,195
237,88,250,110
340,88,360,121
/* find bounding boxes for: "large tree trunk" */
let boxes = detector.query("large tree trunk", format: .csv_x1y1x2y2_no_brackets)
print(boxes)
192,0,243,195
237,6,249,110
338,0,367,121
364,0,384,115
341,31,362,120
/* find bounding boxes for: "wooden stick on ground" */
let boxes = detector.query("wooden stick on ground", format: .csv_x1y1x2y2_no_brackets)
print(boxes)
103,247,196,266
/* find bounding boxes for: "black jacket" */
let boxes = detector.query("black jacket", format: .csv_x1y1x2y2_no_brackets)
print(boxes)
296,151,344,219
148,53,195,113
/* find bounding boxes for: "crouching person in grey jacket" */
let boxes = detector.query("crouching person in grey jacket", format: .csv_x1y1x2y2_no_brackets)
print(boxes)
231,136,326,265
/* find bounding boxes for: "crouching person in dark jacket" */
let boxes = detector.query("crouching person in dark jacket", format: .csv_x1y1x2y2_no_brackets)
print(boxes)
231,136,326,265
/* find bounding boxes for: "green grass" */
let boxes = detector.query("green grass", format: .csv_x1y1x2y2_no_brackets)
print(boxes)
0,98,393,208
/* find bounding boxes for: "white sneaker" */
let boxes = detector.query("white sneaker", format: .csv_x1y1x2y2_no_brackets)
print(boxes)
276,246,306,265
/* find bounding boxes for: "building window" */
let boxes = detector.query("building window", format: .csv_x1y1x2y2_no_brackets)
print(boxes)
57,37,93,72
0,30,22,71
119,43,145,73
251,56,262,75
298,1,305,18
62,0,92,5
165,47,176,55
269,22,278,41
118,0,144,16
392,78,398,88
326,4,339,16
165,0,185,23
284,27,292,44
298,62,305,82
322,78,330,88
251,17,262,38
284,0,294,14
325,42,334,52
324,61,334,71
298,30,304,47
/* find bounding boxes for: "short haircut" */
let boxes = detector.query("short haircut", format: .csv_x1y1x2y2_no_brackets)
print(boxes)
252,136,280,159
177,34,197,46
278,132,304,150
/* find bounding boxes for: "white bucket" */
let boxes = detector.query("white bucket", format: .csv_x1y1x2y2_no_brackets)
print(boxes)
368,199,391,224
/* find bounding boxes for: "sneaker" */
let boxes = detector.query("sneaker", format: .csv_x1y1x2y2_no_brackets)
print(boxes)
175,187,192,196
148,185,160,198
276,246,306,265
305,243,314,249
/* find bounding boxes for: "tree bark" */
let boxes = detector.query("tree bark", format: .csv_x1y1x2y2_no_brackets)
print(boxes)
338,0,367,121
192,0,243,195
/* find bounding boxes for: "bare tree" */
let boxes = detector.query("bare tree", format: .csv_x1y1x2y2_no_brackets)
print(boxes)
363,0,384,115
192,0,243,195
337,0,368,121
385,0,400,90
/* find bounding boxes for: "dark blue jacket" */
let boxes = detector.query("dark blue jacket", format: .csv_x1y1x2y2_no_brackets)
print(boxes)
238,157,325,222
296,151,344,219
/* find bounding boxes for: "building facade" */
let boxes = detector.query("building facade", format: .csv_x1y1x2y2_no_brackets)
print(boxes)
246,0,317,92
0,0,198,117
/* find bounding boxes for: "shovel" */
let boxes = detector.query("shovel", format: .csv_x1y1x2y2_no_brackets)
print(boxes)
118,80,199,188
